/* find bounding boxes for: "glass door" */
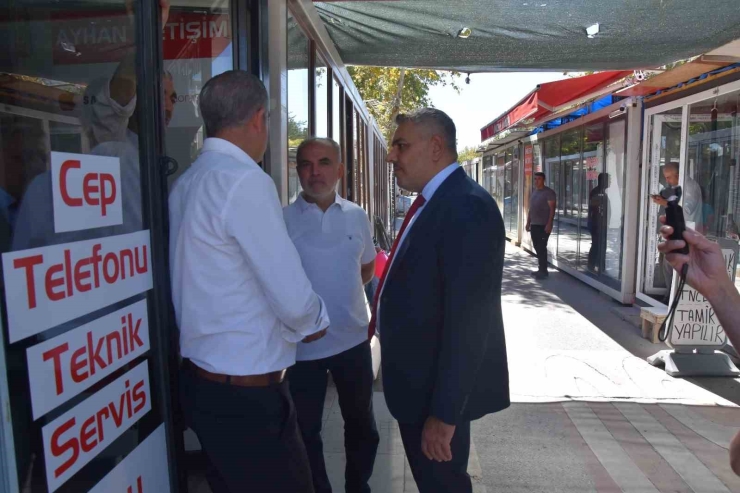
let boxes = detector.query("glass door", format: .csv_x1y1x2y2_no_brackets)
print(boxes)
642,108,684,300
0,0,182,490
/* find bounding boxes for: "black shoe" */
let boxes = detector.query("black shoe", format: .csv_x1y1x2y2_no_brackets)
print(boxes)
530,270,540,277
535,271,549,280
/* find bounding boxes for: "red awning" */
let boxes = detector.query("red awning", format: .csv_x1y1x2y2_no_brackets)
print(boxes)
480,70,633,141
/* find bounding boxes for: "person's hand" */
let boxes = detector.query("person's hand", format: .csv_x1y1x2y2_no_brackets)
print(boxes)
658,216,732,299
730,430,740,476
302,328,327,343
525,223,531,232
652,195,668,207
421,416,456,462
545,221,553,235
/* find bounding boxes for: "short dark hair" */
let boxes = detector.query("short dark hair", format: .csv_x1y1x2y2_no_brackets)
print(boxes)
296,137,341,163
534,172,546,179
395,108,458,161
199,70,268,136
664,162,679,174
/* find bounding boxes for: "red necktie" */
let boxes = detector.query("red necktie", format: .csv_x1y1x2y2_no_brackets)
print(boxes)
368,194,426,339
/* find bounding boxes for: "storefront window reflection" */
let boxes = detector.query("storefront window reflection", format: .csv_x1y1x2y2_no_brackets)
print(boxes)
687,89,740,292
287,11,309,204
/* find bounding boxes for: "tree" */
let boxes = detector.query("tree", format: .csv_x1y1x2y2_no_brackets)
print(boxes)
347,66,462,141
458,146,479,163
288,112,308,148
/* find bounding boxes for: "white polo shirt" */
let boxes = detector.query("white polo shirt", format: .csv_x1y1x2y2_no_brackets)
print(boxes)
284,193,376,361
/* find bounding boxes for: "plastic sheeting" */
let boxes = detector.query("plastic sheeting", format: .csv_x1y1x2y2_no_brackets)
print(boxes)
314,1,740,72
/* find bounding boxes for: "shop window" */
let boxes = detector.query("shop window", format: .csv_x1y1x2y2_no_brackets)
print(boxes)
509,146,520,234
578,122,605,274
542,136,561,259
603,119,627,284
558,128,581,266
0,0,183,489
332,78,342,149
687,90,740,294
287,11,309,204
164,0,234,188
315,54,329,138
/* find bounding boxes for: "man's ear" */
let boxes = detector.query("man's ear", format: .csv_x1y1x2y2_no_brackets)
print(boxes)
430,134,445,161
338,163,346,180
251,107,267,133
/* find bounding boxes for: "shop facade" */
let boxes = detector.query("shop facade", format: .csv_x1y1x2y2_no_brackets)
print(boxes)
479,97,642,304
0,0,388,491
636,70,740,307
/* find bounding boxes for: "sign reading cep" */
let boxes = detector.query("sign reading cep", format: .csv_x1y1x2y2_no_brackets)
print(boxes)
51,151,122,233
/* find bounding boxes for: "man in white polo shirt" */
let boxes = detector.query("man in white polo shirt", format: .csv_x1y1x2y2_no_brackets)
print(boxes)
284,137,380,493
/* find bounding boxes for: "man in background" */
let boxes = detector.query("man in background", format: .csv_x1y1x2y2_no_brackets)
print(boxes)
526,172,556,279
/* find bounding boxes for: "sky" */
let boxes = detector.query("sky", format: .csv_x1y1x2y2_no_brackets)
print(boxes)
427,72,570,151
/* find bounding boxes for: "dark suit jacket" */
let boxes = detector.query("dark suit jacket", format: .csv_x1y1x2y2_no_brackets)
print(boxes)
379,167,509,425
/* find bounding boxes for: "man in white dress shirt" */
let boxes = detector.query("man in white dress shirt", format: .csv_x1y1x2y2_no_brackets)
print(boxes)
169,71,329,493
284,138,379,493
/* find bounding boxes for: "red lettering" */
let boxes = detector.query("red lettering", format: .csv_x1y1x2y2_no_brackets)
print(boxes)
134,246,148,274
95,406,110,443
83,173,99,208
42,343,69,395
50,417,78,479
70,347,88,383
100,173,116,216
60,160,82,207
13,254,43,309
109,393,126,427
103,253,119,284
91,244,103,288
79,416,98,453
129,314,143,350
44,263,66,302
132,380,147,413
74,258,92,292
64,249,74,297
87,331,107,375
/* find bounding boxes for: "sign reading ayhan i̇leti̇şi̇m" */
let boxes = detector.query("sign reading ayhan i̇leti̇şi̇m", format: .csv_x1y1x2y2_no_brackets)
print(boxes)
669,242,738,348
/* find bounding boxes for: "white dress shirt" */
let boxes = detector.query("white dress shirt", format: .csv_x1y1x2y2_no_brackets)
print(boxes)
284,193,375,361
377,162,460,333
169,138,330,375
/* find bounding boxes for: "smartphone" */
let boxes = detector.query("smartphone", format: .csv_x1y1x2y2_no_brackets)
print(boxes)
664,198,689,255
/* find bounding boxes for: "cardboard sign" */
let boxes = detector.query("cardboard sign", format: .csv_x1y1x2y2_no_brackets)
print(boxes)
670,241,738,347
42,361,151,492
2,230,152,343
88,424,171,493
27,300,150,420
51,152,123,233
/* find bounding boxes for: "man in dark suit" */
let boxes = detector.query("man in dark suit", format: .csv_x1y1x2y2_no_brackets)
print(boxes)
369,108,509,492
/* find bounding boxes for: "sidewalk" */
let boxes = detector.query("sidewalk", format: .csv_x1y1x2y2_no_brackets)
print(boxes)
188,243,740,492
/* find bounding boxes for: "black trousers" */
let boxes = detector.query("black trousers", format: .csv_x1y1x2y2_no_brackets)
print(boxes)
530,225,550,273
180,362,314,493
399,419,472,493
287,340,380,493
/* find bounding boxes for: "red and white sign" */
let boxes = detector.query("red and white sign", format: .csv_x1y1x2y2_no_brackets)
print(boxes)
51,152,122,233
52,11,231,65
27,300,150,420
88,424,170,493
524,146,533,176
42,361,151,492
2,230,152,343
